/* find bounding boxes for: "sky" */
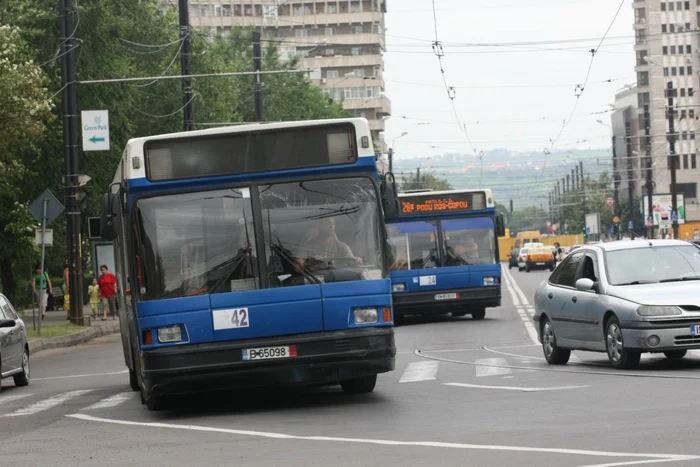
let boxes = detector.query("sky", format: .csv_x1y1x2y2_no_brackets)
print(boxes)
382,0,635,161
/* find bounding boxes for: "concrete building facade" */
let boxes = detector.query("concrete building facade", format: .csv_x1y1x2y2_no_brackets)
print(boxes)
632,0,700,222
187,0,391,151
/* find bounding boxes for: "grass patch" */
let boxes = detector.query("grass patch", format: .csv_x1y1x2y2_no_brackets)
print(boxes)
26,323,84,340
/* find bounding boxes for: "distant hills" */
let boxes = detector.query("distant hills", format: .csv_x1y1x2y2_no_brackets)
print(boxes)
392,148,612,209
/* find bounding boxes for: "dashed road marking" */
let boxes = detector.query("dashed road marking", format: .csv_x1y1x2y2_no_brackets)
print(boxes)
444,382,589,392
82,392,134,411
399,361,439,383
3,390,94,417
475,358,512,377
0,393,33,406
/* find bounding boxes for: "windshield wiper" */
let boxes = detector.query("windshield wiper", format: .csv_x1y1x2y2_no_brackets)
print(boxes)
209,247,253,293
660,275,700,283
615,280,658,286
270,242,320,284
445,245,469,266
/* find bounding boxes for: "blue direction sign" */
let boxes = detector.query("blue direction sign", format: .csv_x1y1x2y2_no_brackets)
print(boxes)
671,211,679,223
81,110,110,151
628,220,634,230
28,189,64,226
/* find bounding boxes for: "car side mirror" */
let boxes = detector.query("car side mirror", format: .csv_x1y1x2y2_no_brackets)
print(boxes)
575,278,596,293
0,318,16,328
380,172,399,218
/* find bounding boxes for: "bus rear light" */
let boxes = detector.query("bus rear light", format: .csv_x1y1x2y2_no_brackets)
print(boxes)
143,330,153,345
383,307,392,323
158,325,183,343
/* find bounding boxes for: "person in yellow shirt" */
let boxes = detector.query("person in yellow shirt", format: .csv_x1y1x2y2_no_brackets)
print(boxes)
87,278,101,318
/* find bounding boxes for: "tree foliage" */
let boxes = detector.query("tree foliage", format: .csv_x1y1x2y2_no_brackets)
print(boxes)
400,172,453,192
0,0,350,306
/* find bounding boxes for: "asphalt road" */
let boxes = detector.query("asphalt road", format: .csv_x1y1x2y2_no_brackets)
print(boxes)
2,264,700,466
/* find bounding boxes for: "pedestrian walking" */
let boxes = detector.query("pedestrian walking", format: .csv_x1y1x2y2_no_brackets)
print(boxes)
31,265,52,320
98,265,117,321
88,278,101,319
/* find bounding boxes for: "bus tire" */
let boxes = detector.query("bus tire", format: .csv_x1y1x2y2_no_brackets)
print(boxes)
129,368,139,392
341,375,377,394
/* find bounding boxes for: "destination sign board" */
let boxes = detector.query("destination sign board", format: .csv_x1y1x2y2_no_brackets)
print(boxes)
399,191,487,216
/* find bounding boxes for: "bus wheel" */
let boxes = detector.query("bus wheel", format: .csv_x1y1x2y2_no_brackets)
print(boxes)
341,375,377,394
129,369,139,392
471,309,486,320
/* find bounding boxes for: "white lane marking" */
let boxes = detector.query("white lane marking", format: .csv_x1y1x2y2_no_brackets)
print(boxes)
66,413,700,464
445,382,589,392
399,361,439,383
4,390,94,417
475,359,512,377
0,393,33,406
82,392,134,411
504,267,531,307
503,270,539,345
33,370,128,381
503,267,521,307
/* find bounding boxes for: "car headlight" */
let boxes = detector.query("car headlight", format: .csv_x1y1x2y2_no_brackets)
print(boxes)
354,308,378,324
393,283,406,292
636,306,682,317
157,325,183,343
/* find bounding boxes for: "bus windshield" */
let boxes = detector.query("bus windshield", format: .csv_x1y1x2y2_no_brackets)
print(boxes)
132,177,384,300
387,216,497,270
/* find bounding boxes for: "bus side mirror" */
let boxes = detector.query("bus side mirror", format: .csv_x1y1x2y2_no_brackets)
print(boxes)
381,172,399,218
495,214,506,237
100,192,121,241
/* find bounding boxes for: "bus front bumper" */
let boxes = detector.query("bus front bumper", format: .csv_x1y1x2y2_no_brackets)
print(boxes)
140,327,395,396
392,286,501,316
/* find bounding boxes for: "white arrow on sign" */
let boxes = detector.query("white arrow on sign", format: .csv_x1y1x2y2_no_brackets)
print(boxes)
81,110,110,151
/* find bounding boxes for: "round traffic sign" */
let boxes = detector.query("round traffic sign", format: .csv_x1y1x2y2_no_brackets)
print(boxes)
613,216,620,223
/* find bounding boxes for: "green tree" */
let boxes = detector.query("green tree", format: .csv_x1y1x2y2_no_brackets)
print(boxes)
0,25,53,304
400,172,453,191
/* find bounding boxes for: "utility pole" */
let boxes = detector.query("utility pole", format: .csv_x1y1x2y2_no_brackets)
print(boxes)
509,199,513,213
416,167,420,184
178,0,194,131
625,120,635,230
576,164,581,191
667,81,679,239
644,103,654,239
580,160,587,234
59,0,84,325
566,174,570,194
253,29,263,121
612,136,620,218
388,148,394,173
571,169,576,193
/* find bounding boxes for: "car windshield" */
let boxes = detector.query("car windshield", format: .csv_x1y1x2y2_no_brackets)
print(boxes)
132,177,384,300
605,245,700,285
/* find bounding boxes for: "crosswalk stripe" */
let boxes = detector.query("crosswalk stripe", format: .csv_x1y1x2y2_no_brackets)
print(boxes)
399,361,439,383
82,392,134,411
0,393,33,407
3,390,94,417
475,358,512,377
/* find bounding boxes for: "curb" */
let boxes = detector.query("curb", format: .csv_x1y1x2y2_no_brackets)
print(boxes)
28,321,121,355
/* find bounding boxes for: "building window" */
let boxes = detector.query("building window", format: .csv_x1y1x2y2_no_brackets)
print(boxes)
351,2,361,13
687,45,692,53
680,66,686,75
692,153,697,169
682,88,687,97
326,27,335,36
353,25,363,34
352,47,361,56
636,29,647,44
690,109,695,118
682,130,688,140
686,0,691,9
662,2,667,10
677,182,697,198
664,67,669,76
352,68,366,77
373,24,381,34
687,22,692,30
663,46,669,55
326,70,339,79
684,154,689,168
638,71,650,86
670,2,675,9
672,67,678,76
662,24,668,33
295,29,308,37
689,66,693,74
670,24,676,32
678,1,683,9
690,88,695,96
671,45,676,54
327,4,337,13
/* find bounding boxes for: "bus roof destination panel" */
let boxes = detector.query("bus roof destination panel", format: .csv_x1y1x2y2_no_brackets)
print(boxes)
398,191,487,216
144,122,357,182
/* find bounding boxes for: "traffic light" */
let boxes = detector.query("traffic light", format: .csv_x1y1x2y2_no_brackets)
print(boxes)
582,226,587,240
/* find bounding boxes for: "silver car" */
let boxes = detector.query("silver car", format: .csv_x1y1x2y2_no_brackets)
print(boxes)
0,293,30,392
533,240,700,369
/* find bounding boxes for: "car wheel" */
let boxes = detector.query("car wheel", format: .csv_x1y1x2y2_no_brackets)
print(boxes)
341,375,377,394
664,350,687,359
526,264,531,273
605,316,641,369
13,347,30,387
509,263,513,269
471,309,486,320
541,317,570,365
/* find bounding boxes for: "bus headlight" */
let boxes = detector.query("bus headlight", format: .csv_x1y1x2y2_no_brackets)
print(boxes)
483,277,496,285
392,283,406,292
361,269,383,280
354,308,378,324
157,325,183,343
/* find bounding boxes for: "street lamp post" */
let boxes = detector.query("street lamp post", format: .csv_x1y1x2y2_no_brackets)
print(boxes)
390,131,408,174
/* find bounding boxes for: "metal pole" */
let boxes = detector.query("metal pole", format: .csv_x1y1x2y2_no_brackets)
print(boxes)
38,199,48,337
644,103,654,239
60,0,84,326
253,29,263,121
667,81,679,239
178,0,194,131
388,148,394,174
625,119,635,231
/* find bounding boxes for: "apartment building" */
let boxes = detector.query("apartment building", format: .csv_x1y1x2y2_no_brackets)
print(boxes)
633,0,700,222
187,0,391,151
611,86,643,205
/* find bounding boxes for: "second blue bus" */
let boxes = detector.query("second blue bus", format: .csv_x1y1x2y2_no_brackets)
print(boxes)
383,189,505,319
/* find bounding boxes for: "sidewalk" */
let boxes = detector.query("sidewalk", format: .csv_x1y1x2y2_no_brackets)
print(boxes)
19,305,121,355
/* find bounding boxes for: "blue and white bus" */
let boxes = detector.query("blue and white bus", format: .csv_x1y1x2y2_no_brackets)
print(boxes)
384,189,505,319
99,118,396,410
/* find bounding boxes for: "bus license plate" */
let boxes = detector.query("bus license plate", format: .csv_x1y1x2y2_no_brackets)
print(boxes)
691,325,700,336
435,293,458,300
536,262,545,265
242,345,297,361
